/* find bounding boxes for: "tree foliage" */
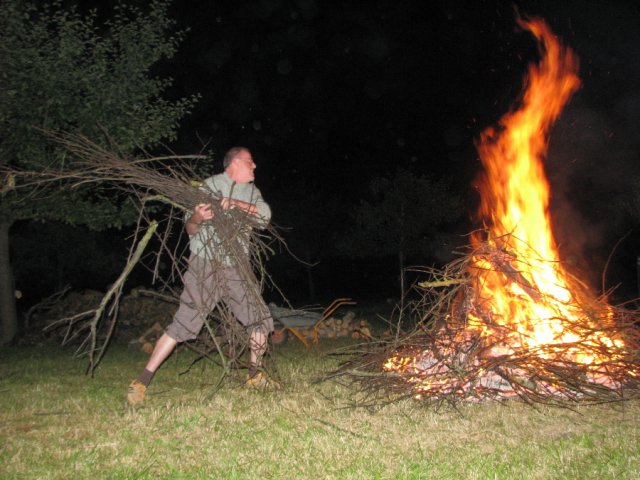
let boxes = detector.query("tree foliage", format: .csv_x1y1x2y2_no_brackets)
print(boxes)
0,0,197,225
269,177,346,303
0,0,198,343
338,168,462,273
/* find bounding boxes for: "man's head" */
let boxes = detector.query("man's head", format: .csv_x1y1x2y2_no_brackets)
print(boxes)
224,147,256,183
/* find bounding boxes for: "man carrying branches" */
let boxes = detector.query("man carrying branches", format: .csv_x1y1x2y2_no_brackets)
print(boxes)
127,147,277,406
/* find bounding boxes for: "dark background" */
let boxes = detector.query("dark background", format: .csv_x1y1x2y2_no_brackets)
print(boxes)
12,0,640,310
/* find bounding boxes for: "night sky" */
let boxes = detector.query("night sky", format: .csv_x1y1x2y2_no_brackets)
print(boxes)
161,0,639,182
23,0,640,305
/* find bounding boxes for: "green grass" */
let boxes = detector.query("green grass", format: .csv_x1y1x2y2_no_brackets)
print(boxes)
1,339,639,479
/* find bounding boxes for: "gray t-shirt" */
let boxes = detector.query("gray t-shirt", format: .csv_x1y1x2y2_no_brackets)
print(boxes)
188,172,271,266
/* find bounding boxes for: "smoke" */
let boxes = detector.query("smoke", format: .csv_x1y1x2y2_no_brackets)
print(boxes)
546,96,640,292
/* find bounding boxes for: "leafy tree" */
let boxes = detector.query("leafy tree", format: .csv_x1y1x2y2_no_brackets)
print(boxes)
11,221,129,301
0,0,198,343
269,177,346,304
337,168,462,291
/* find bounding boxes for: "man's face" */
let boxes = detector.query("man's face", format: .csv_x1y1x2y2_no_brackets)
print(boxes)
231,150,256,183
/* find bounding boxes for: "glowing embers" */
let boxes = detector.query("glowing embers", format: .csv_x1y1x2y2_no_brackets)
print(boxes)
381,293,635,403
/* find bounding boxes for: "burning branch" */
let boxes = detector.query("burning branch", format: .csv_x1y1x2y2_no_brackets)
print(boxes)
328,240,640,408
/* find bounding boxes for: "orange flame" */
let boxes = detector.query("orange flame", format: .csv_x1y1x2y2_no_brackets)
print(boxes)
468,18,624,363
474,18,579,258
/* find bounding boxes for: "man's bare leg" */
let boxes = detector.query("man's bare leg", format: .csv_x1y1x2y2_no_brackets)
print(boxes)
246,329,280,388
249,329,266,369
127,333,178,405
145,333,178,372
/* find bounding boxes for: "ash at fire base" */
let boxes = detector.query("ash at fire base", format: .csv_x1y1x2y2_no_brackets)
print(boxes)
326,17,640,407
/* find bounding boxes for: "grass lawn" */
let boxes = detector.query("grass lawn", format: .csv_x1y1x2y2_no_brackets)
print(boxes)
1,338,639,479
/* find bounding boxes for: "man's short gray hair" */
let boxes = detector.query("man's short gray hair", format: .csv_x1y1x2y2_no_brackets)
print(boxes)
223,147,248,169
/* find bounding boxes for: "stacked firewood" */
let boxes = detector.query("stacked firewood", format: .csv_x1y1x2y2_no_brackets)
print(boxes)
35,288,175,346
294,312,374,340
128,321,164,354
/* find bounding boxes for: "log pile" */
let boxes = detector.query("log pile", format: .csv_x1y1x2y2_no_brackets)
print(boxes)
128,321,164,354
34,289,373,353
32,289,175,346
294,312,374,340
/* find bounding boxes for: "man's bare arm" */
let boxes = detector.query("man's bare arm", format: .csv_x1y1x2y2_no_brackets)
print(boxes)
186,203,214,235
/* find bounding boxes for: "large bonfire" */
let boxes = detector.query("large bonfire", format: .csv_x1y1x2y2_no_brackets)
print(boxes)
331,17,640,406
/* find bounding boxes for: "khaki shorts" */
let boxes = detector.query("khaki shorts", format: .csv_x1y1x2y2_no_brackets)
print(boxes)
165,255,274,343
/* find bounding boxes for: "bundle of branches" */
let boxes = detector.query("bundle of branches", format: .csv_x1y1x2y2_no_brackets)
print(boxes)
7,131,282,379
326,236,640,408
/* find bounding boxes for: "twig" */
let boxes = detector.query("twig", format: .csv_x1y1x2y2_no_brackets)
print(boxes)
87,220,158,374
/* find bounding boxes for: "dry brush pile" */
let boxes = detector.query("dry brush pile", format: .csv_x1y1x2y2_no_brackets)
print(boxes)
326,238,640,408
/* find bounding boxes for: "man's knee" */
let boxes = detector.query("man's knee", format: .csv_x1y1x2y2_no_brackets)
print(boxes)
165,314,203,343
